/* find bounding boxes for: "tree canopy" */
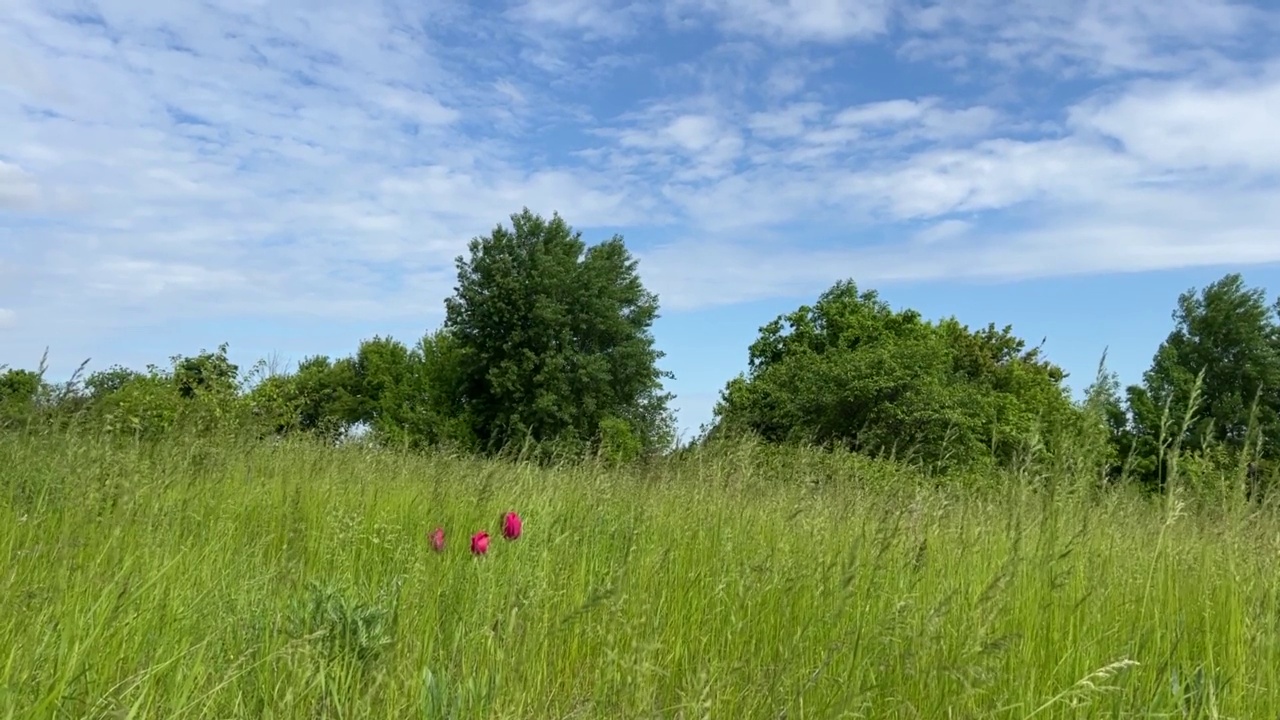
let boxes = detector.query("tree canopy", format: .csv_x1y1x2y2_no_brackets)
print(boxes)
710,280,1077,471
443,208,674,456
1118,273,1280,487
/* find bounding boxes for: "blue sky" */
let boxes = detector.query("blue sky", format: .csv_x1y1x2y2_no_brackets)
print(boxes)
2,0,1280,440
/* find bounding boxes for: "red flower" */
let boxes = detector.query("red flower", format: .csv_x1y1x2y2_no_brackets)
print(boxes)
430,527,445,552
501,511,522,540
470,531,490,556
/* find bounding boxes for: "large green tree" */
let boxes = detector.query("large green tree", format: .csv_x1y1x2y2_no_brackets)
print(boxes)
443,208,674,455
710,280,1077,471
1122,273,1280,486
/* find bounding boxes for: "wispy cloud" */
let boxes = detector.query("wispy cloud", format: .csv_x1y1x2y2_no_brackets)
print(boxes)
1,0,650,333
1,0,1278,368
669,0,895,42
0,160,42,210
899,0,1271,75
506,0,650,39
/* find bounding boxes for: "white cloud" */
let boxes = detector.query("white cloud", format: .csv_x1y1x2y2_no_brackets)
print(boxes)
899,0,1269,75
673,0,894,42
761,56,831,98
0,309,15,329
1,0,1279,385
643,181,1280,311
0,0,657,336
602,105,747,183
1069,70,1280,173
506,0,647,38
625,60,1280,308
374,87,462,127
835,137,1137,220
913,219,971,245
0,161,42,210
747,102,824,139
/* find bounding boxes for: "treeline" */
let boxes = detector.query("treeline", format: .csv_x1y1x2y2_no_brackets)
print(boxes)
712,274,1280,491
2,210,675,464
2,209,1278,491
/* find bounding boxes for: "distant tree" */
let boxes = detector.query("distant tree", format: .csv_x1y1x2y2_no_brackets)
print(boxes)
362,330,479,450
91,367,183,438
406,329,476,449
239,332,473,449
294,355,362,437
443,208,674,455
349,335,445,448
172,343,239,400
1124,273,1280,488
85,365,145,400
245,354,361,441
0,368,45,427
0,369,43,405
73,345,249,439
1079,357,1132,481
709,280,1077,472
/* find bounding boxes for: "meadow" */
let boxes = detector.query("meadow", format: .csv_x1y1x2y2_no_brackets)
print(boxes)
3,431,1279,718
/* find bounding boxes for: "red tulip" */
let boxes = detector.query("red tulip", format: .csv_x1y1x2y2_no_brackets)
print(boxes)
470,531,490,556
430,527,445,552
501,511,522,540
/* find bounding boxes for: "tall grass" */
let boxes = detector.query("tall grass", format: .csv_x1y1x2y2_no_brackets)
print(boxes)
2,429,1279,718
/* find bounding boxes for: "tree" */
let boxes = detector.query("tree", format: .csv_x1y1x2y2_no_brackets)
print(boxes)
294,355,362,437
0,368,45,428
1080,357,1132,481
1124,273,1280,487
710,280,1077,472
172,343,239,400
350,336,417,442
406,329,476,449
344,334,471,449
0,369,43,405
245,354,362,441
443,208,674,455
71,345,250,439
85,365,145,400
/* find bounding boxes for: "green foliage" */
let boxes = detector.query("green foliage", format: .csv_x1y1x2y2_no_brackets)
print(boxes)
443,208,674,456
241,332,476,450
344,333,474,450
1077,357,1129,480
1,368,44,404
69,345,253,440
406,329,478,450
596,415,642,466
173,343,240,400
93,370,183,438
0,368,44,428
245,355,357,441
290,355,361,436
84,365,145,400
287,580,400,669
1120,273,1280,489
711,280,1077,472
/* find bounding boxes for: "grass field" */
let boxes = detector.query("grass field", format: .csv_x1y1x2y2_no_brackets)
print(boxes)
3,432,1279,718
